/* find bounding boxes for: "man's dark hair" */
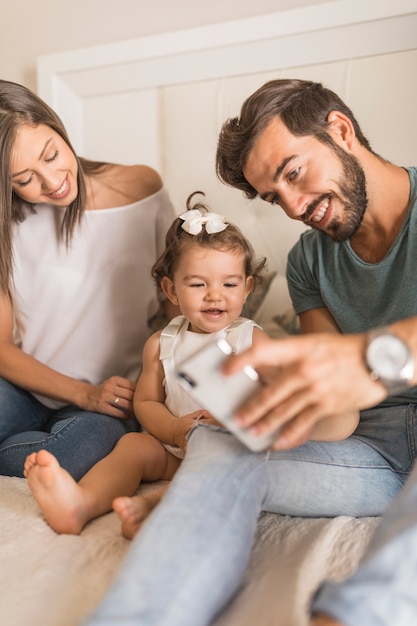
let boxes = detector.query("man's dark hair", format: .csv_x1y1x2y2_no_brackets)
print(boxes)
216,79,373,198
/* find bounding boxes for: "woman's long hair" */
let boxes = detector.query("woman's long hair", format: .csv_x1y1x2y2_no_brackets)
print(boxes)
0,79,108,293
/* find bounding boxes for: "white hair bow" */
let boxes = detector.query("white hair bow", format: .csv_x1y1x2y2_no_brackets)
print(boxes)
179,209,229,235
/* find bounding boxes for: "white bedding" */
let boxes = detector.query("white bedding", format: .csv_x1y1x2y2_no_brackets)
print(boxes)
0,475,379,626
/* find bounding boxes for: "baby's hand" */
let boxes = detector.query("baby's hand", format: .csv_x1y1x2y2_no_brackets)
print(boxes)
183,409,210,422
174,411,219,450
185,409,220,427
197,412,222,428
173,411,203,450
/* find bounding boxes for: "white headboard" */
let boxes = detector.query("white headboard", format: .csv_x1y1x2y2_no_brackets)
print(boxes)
36,0,417,327
37,0,417,163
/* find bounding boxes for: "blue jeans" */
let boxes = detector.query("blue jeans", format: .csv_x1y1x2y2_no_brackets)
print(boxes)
312,458,417,626
0,378,130,480
84,404,417,626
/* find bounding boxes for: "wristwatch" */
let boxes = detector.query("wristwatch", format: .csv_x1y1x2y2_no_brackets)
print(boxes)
365,327,415,395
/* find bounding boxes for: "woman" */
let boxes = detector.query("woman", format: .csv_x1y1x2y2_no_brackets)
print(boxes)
0,79,176,480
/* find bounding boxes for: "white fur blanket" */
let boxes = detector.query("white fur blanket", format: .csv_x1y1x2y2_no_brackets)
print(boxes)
0,476,378,626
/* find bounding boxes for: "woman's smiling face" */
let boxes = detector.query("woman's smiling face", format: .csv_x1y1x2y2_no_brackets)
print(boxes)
11,123,78,206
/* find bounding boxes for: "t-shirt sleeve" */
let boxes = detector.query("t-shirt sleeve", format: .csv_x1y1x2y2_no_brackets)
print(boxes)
286,234,325,315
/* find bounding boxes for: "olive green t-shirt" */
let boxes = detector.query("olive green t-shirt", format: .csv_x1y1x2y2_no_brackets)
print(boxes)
286,166,417,406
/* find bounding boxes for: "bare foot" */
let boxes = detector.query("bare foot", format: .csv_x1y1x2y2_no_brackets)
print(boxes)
24,449,90,535
113,494,158,539
310,615,344,626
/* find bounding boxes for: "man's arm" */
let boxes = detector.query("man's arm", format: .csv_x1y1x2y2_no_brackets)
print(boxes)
225,315,417,446
298,307,341,334
222,329,387,449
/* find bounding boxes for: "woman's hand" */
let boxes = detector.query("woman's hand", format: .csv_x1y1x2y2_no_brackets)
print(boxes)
80,376,136,419
222,332,387,450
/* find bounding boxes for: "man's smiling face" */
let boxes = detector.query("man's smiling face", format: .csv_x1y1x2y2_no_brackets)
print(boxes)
243,116,367,242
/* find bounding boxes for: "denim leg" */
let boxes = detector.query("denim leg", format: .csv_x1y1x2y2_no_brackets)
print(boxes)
84,415,408,626
0,378,52,439
312,458,417,626
0,379,129,480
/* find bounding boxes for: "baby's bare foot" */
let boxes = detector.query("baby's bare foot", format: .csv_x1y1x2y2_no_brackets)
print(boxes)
113,495,157,539
24,449,89,535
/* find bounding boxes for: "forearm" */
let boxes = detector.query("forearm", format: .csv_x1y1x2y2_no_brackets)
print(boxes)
135,401,185,447
0,343,90,405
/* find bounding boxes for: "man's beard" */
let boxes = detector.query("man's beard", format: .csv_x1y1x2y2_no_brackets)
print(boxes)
306,146,368,243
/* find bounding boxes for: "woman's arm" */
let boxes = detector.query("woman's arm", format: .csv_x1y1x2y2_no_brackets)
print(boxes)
0,291,135,418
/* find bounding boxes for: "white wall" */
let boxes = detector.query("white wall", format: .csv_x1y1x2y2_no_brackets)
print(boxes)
0,0,321,90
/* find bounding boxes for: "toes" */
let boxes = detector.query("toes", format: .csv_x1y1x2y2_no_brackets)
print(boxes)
36,449,57,466
25,452,38,466
24,453,38,476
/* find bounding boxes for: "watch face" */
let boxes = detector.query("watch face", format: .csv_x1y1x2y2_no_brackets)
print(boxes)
367,334,409,380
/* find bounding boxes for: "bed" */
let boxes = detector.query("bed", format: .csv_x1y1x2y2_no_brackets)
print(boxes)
0,475,379,626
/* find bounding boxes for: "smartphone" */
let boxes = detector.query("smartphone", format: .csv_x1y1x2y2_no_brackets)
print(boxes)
176,338,280,452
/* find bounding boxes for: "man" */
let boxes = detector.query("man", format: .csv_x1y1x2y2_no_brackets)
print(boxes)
216,78,416,449
84,80,417,626
217,79,417,626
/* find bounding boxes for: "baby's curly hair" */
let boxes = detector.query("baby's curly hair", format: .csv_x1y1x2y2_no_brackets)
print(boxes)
152,191,266,288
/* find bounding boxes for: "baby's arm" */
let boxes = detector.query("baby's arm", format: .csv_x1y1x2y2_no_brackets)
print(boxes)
308,410,360,442
134,333,202,450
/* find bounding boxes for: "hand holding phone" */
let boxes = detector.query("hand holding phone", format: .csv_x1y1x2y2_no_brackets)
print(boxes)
176,338,280,452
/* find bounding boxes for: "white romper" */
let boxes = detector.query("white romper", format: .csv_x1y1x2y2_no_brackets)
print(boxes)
159,315,260,458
